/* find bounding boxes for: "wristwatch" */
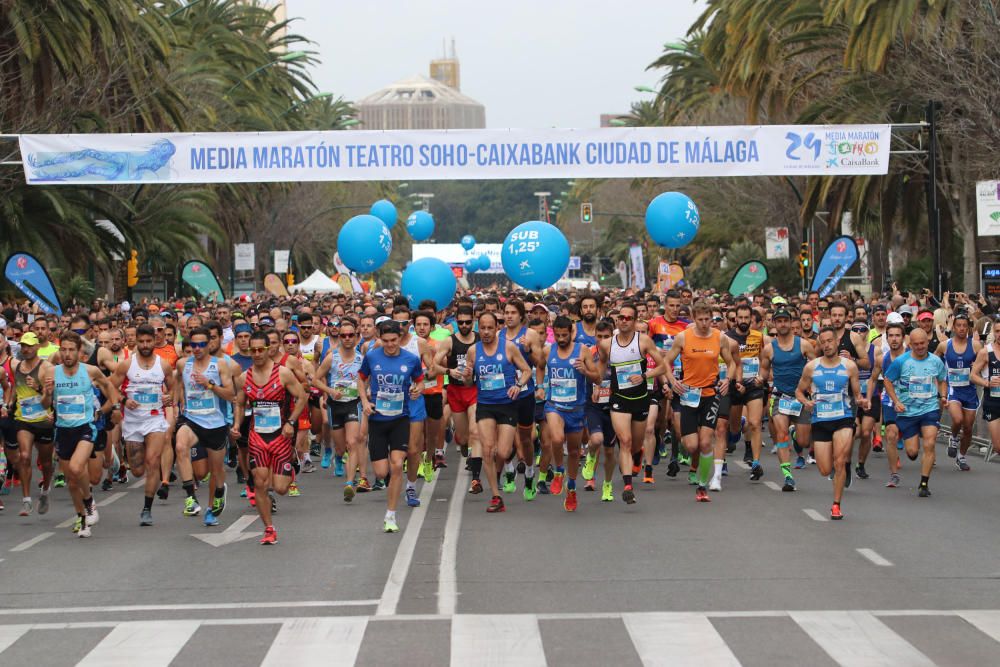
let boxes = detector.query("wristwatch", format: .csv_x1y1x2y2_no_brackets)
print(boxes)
208,379,217,388
286,419,296,427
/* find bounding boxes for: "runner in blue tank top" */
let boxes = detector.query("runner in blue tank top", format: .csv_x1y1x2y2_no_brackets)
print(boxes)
796,327,867,520
867,322,908,488
852,321,878,481
499,300,544,496
760,309,816,492
47,332,119,537
174,327,236,525
934,313,981,471
464,311,532,514
541,316,601,512
882,327,947,498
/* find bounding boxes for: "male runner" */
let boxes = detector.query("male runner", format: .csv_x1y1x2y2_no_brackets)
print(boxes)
174,327,235,525
357,321,425,532
934,313,980,471
541,316,600,511
868,322,908,487
760,308,815,492
596,302,667,504
109,324,175,525
796,327,868,519
726,304,767,480
663,301,738,501
581,320,617,500
973,331,1000,466
881,328,947,498
434,305,480,491
47,332,118,537
499,300,545,494
231,331,307,544
464,312,532,513
392,305,437,503
11,332,56,516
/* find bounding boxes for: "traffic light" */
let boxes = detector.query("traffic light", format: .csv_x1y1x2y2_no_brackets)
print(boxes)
286,272,295,286
127,249,139,287
798,242,810,278
580,202,593,224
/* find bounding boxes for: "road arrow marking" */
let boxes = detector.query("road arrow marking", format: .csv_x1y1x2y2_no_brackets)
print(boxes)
192,514,260,547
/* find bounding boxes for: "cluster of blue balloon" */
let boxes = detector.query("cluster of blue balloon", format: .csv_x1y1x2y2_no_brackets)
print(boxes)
645,191,700,248
500,221,570,290
464,253,492,274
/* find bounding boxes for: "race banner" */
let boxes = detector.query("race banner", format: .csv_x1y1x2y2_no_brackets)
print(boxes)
263,272,289,297
19,125,891,185
765,227,789,259
234,243,255,271
727,260,768,296
977,180,1000,236
811,236,860,298
657,260,684,292
3,252,63,315
181,260,225,302
274,250,289,274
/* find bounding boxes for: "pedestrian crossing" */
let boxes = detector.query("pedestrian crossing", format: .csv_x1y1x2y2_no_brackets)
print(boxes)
1,610,999,666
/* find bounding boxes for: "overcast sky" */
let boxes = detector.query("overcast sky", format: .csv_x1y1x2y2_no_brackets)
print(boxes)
286,0,706,129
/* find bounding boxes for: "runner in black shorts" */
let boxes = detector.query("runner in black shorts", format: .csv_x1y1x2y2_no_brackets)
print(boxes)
597,303,666,505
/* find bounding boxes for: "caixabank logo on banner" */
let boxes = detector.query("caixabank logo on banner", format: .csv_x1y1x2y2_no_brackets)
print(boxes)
784,128,883,171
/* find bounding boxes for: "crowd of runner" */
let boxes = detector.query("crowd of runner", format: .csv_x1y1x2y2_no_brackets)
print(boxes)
1,283,997,542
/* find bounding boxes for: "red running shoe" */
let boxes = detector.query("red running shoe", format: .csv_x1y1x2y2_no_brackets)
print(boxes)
260,525,277,545
695,487,711,502
486,495,505,513
830,503,843,520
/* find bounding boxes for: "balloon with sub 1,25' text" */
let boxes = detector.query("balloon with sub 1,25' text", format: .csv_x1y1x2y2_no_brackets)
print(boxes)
500,221,569,290
337,215,392,273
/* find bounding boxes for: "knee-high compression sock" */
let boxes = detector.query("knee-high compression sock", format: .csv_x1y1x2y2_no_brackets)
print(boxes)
776,441,792,478
469,457,483,481
698,453,713,486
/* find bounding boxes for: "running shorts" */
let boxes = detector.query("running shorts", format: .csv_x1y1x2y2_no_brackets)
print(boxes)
368,417,409,461
543,403,585,434
680,394,720,436
476,403,517,427
177,417,229,451
896,410,940,440
249,430,295,475
55,424,95,460
811,417,855,442
446,384,477,414
14,419,54,444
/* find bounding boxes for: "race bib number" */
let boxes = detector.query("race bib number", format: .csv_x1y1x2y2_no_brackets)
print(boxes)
597,380,611,404
815,393,846,419
134,390,161,411
56,394,86,418
680,385,702,408
19,395,45,420
186,389,216,416
550,377,577,403
778,396,803,416
947,367,970,388
741,357,760,380
908,376,934,400
859,379,868,396
614,362,642,388
718,362,727,381
333,380,359,401
253,404,281,434
479,370,506,392
375,390,404,417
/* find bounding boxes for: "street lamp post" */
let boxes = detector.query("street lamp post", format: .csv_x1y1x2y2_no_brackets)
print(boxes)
534,191,551,224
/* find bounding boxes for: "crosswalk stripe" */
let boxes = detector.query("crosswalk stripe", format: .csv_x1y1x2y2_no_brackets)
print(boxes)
451,614,546,667
623,612,740,667
0,625,31,654
261,617,368,667
76,620,200,666
790,611,936,666
958,610,1000,643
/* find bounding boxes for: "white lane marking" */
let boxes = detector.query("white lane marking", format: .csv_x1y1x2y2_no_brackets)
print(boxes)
958,610,1000,642
803,508,828,522
0,600,379,616
129,479,146,489
191,514,260,547
77,620,201,667
261,617,368,667
9,532,54,552
764,481,781,491
791,611,935,666
451,614,546,667
0,625,31,653
857,548,893,567
375,478,436,616
438,463,470,616
623,612,740,666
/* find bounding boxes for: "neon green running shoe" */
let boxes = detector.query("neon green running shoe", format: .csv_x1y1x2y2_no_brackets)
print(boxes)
601,481,614,502
582,453,596,481
183,497,201,517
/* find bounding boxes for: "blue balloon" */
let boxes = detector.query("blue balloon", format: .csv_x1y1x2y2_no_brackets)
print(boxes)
337,214,392,273
401,258,457,310
500,221,570,290
464,257,480,273
645,192,700,248
406,210,435,241
461,234,476,251
477,254,492,272
370,199,397,228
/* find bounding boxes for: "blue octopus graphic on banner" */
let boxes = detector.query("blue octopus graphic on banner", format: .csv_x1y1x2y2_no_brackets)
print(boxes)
26,139,176,182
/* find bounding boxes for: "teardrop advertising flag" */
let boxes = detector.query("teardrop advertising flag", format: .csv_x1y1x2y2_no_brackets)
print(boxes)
810,235,859,298
263,272,289,297
181,260,225,302
727,260,768,296
4,252,63,315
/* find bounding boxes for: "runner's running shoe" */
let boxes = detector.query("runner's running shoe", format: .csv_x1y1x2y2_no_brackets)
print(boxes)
486,495,505,513
563,490,578,512
183,497,201,516
601,481,614,502
383,518,399,533
260,526,277,545
830,503,843,520
406,487,420,507
695,486,710,502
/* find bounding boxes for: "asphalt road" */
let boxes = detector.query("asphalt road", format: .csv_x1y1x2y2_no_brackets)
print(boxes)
2,433,1000,666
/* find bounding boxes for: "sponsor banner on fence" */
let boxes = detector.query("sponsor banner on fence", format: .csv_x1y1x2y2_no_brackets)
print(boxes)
811,236,860,298
19,125,891,185
765,227,789,259
977,181,1000,236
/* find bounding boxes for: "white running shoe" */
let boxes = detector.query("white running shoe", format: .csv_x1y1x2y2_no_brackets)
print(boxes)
708,476,722,492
